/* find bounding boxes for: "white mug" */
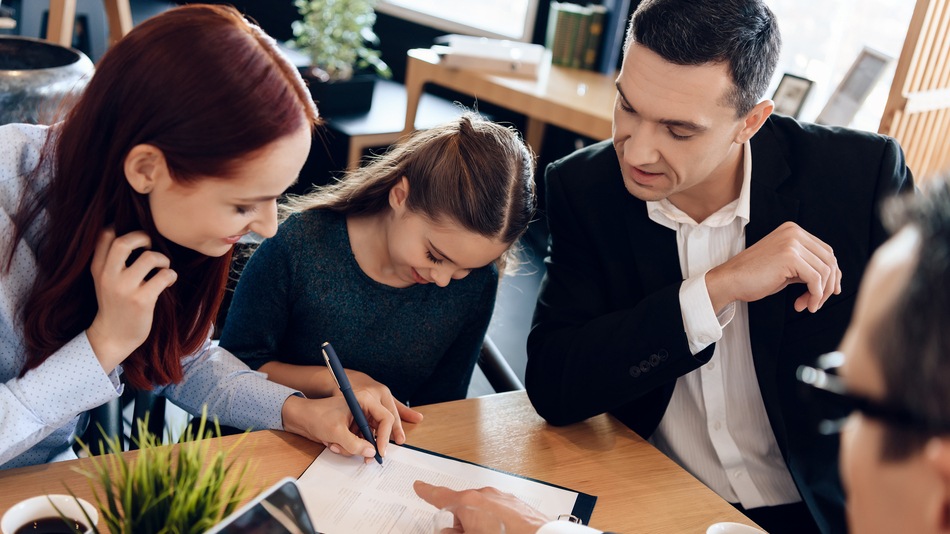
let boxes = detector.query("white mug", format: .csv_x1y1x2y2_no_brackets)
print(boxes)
1,494,99,534
706,521,768,534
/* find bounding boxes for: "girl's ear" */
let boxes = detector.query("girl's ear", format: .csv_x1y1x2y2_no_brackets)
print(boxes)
388,176,410,213
124,144,169,194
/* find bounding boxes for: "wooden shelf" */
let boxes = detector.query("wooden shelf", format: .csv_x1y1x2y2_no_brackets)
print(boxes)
403,47,616,155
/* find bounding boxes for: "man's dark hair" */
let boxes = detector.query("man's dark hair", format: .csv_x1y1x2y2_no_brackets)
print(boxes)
625,0,781,117
875,178,950,460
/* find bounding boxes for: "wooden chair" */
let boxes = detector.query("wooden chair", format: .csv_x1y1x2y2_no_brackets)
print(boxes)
879,0,950,183
45,0,131,48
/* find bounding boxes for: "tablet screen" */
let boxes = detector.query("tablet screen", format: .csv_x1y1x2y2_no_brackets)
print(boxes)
207,478,320,534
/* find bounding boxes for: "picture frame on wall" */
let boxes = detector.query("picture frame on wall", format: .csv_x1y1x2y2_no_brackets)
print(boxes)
772,73,814,119
816,46,893,127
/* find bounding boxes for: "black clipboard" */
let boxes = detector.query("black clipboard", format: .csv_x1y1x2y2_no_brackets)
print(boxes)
400,443,598,524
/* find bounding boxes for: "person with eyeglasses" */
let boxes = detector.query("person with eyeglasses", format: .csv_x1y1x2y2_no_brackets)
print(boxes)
412,178,950,534
796,177,950,534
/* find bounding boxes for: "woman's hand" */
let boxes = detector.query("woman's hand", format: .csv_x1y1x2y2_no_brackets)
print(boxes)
281,392,397,462
338,370,424,444
86,229,177,373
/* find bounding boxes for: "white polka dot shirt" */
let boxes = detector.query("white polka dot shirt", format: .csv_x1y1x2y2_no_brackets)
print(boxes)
0,123,300,469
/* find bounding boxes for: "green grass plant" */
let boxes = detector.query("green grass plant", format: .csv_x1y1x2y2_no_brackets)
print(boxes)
63,408,253,534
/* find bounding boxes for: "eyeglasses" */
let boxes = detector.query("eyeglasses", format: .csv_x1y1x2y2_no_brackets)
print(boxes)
796,351,949,435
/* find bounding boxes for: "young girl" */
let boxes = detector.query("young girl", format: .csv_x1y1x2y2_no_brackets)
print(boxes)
0,5,396,469
219,114,536,412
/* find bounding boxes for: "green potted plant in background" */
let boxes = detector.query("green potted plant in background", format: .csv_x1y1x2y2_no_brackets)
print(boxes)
289,0,392,115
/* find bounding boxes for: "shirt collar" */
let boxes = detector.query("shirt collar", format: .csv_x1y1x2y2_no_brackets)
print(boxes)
646,141,752,229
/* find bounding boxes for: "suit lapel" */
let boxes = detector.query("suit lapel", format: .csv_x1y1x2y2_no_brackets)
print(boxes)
623,196,681,292
747,121,799,448
618,124,801,445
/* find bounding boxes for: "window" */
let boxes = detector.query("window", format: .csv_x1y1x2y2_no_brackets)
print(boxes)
765,0,917,131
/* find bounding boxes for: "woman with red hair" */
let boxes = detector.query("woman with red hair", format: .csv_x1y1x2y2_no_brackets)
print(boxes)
0,4,395,469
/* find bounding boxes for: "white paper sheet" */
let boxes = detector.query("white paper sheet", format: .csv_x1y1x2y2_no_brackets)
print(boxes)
296,444,584,534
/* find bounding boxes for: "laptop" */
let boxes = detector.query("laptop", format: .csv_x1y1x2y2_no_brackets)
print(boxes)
205,477,321,534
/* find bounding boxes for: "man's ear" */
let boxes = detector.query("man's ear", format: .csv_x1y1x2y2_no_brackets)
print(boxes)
388,176,410,213
124,144,168,194
926,437,950,533
924,436,950,533
735,100,774,144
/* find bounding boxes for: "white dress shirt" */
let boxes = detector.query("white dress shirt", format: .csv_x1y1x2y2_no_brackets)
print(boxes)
0,123,300,469
646,142,801,508
538,521,601,533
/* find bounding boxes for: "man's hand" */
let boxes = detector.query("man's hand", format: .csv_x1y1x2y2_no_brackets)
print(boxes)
706,221,842,313
414,481,548,534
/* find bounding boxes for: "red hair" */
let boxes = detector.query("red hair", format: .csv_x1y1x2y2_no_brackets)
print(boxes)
11,5,318,388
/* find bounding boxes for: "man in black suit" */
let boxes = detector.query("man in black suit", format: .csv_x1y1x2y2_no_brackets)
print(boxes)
415,179,950,534
524,1,913,533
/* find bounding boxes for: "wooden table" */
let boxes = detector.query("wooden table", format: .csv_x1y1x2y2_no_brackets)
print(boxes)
403,48,617,156
0,391,759,533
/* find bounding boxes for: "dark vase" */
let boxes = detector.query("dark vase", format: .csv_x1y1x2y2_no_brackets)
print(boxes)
301,67,377,117
0,36,94,125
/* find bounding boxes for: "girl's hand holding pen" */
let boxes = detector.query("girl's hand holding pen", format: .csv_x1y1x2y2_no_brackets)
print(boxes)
335,369,424,444
321,341,407,464
254,361,423,445
280,394,396,462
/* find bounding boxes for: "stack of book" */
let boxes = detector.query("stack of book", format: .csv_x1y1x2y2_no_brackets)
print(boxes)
545,2,608,70
0,3,15,30
431,34,547,78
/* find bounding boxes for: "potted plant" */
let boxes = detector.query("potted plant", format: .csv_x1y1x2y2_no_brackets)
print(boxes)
289,0,392,115
62,411,254,534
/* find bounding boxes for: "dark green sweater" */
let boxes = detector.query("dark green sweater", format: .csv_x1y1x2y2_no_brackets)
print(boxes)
219,209,498,406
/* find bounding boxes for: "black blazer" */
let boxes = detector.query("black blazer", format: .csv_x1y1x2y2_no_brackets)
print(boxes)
526,115,914,533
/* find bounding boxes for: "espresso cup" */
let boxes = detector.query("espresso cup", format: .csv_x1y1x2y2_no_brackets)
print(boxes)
1,494,99,534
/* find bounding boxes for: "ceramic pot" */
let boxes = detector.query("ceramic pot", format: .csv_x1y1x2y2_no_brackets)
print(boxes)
301,66,376,116
0,36,94,125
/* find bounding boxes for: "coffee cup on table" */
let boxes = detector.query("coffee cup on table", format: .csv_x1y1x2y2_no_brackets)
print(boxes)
706,522,768,534
1,494,98,534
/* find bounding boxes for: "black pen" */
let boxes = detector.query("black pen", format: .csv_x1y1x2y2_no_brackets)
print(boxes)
321,341,383,465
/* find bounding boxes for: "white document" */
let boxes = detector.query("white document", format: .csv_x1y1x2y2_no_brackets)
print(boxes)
296,444,591,534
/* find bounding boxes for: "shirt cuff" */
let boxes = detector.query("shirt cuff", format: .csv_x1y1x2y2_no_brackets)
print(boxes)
13,332,121,425
251,379,303,432
537,521,602,533
680,271,736,355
